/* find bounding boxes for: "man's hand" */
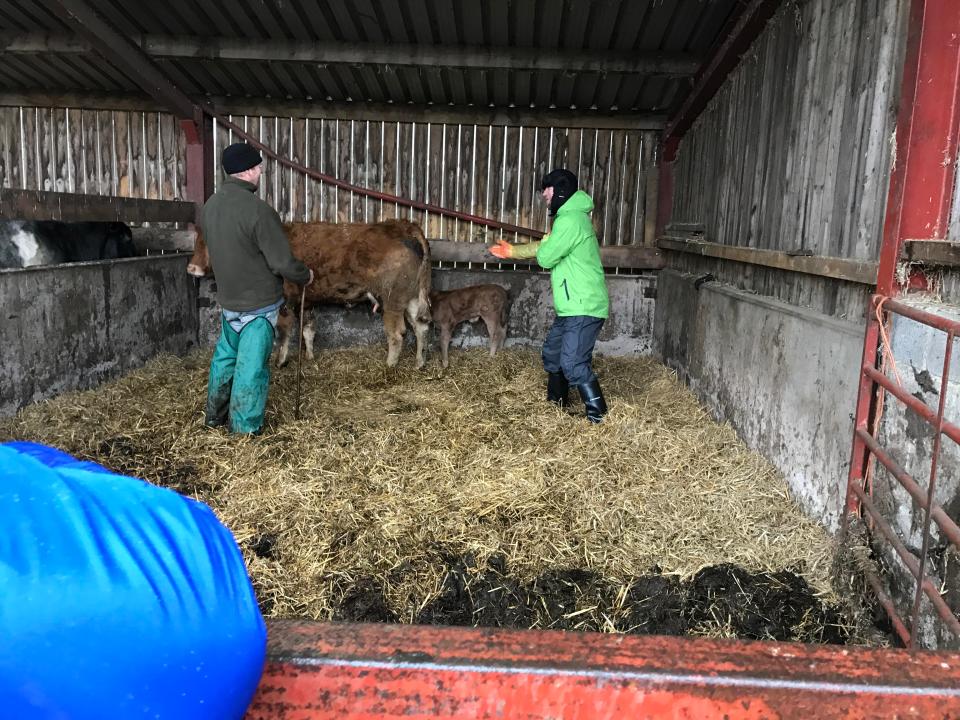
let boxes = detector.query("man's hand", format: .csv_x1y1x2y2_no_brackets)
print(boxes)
488,239,515,259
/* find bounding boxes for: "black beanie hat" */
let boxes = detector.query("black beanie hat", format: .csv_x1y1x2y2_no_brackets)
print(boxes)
222,143,263,175
541,168,578,216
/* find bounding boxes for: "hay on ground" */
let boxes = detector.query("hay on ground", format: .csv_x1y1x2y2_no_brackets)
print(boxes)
0,345,855,641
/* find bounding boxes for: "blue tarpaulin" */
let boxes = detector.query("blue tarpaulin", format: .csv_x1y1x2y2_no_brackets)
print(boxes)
0,441,266,719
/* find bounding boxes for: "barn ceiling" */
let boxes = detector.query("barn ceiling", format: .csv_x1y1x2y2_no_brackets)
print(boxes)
0,0,745,121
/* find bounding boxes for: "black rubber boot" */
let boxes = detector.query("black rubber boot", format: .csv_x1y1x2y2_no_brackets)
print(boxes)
546,371,570,407
577,379,608,423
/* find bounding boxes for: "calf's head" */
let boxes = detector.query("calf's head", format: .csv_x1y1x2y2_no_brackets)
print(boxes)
186,231,211,277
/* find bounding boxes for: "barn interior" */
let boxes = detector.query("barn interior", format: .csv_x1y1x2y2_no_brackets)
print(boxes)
2,0,960,714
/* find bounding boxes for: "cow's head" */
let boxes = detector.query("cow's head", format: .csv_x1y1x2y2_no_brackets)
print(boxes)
186,230,211,277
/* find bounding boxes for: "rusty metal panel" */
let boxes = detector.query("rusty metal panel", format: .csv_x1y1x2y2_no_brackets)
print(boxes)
246,621,960,720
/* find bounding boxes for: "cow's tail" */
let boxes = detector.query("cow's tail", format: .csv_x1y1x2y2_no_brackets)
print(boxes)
414,226,432,323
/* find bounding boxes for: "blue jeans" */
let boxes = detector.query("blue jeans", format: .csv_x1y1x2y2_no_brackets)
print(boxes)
541,315,605,385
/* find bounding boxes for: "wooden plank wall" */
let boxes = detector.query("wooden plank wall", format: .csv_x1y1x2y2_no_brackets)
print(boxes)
0,105,658,249
211,116,658,246
0,107,185,201
669,0,909,319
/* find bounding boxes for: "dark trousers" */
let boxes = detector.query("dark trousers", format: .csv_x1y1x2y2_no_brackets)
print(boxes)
541,315,605,385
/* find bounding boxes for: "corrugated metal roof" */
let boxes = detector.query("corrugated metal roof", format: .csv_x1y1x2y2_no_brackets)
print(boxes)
0,0,743,113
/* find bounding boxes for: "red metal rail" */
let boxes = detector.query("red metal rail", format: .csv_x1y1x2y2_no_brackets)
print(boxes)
843,0,960,649
208,112,546,240
246,620,960,719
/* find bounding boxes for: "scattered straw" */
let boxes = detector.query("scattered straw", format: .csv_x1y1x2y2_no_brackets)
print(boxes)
1,345,838,630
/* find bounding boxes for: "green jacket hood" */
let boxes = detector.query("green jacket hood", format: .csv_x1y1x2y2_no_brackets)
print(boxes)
557,190,594,215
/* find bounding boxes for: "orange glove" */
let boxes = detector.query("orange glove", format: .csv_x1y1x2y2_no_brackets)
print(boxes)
488,239,515,259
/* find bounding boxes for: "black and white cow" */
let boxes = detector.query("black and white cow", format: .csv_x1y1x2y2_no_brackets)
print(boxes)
0,221,137,269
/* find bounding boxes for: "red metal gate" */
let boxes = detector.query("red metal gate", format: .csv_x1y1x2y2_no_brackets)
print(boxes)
843,0,960,647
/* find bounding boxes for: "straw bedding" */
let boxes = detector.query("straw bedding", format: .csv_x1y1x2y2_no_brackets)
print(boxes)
1,345,863,643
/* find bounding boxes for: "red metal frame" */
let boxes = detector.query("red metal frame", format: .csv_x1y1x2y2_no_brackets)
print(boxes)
843,0,960,648
246,620,960,719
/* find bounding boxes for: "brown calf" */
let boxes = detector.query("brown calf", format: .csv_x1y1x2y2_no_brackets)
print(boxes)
429,284,509,368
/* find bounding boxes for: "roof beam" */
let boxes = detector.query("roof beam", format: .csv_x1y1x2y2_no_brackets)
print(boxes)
661,0,783,160
42,5,200,120
0,32,701,77
0,91,667,131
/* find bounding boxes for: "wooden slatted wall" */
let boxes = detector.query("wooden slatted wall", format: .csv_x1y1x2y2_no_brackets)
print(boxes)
669,0,909,318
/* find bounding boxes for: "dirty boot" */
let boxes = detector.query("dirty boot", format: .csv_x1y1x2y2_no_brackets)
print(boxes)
546,371,569,408
577,379,608,424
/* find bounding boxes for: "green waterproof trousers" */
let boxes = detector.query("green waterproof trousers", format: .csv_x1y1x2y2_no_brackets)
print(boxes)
205,316,275,434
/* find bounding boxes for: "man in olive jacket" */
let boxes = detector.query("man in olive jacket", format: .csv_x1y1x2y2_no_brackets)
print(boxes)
201,142,313,434
489,169,609,422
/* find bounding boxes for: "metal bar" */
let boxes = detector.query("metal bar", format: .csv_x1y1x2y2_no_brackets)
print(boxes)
661,0,782,160
34,108,40,191
141,112,148,199
65,108,73,192
378,121,384,221
80,110,87,194
878,295,960,334
334,119,339,219
304,118,310,221
424,121,430,233
862,365,960,445
156,112,163,200
394,121,400,219
860,562,913,647
109,111,117,196
247,621,960,720
319,118,325,221
856,428,960,547
439,123,446,239
515,126,522,244
910,330,955,647
18,107,26,189
848,482,960,638
409,121,415,222
94,111,101,195
364,120,369,224
349,119,355,222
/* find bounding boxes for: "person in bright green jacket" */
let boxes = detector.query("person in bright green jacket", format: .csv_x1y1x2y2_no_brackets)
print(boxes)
489,169,609,423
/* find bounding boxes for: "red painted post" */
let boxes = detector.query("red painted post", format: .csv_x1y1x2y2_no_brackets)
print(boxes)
181,113,213,223
876,0,960,296
246,621,960,720
655,138,678,238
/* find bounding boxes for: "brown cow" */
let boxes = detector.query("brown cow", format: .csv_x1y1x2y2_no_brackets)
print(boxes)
187,220,432,368
429,284,509,368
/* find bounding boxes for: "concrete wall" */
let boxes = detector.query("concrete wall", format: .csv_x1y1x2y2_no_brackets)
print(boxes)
654,269,864,532
1,254,199,417
2,255,654,415
199,268,657,362
875,298,960,649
